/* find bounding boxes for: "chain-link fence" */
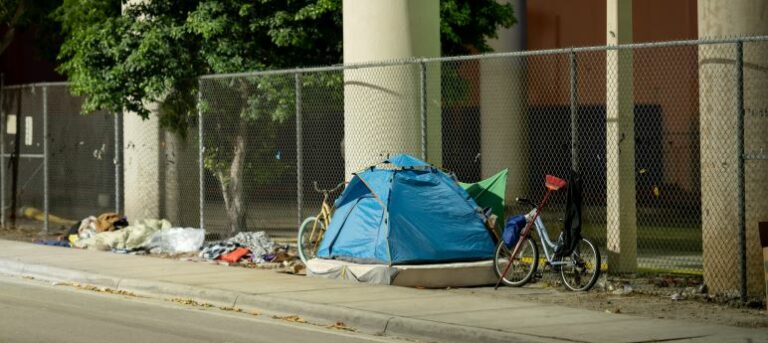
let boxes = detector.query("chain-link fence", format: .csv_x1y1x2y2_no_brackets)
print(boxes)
2,36,767,300
0,82,118,232
199,36,768,299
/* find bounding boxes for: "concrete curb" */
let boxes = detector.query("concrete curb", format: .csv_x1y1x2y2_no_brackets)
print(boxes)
0,257,552,343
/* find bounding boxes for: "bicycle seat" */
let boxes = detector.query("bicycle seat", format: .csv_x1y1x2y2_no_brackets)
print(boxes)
545,175,567,191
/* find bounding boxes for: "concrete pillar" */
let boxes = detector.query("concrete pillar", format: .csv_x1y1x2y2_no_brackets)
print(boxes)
162,131,199,226
699,0,768,296
605,0,637,273
123,104,161,220
480,0,528,199
342,0,441,177
121,0,190,225
121,0,160,222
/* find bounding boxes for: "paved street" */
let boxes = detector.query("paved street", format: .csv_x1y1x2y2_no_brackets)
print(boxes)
0,275,409,343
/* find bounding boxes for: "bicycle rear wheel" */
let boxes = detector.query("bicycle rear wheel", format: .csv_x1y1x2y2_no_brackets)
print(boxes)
493,237,539,287
559,238,601,291
297,217,326,264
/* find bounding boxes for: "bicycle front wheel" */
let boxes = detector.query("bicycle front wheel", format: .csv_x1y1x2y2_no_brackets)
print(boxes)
297,216,326,264
493,237,539,287
560,238,601,291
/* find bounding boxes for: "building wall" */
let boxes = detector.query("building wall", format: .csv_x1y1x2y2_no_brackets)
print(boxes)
526,0,699,192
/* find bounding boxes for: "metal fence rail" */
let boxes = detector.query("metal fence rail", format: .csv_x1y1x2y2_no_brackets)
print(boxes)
3,36,768,301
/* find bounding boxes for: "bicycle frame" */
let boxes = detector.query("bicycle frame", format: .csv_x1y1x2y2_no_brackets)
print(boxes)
307,196,333,251
530,216,568,267
494,175,567,289
298,181,346,263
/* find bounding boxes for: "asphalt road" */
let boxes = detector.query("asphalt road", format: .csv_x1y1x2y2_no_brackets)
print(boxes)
0,275,410,343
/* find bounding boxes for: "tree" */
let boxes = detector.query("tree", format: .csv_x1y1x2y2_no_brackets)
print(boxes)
55,0,515,234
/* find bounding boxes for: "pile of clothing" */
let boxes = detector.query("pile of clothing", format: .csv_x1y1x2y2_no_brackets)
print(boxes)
199,231,293,264
35,212,129,248
68,213,130,244
36,213,205,255
35,216,300,272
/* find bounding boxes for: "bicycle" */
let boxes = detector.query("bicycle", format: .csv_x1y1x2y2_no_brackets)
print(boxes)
494,175,601,291
297,181,345,264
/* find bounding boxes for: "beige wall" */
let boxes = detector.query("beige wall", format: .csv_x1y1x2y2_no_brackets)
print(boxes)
527,0,700,192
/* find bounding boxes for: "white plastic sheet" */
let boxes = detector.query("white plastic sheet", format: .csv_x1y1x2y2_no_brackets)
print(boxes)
147,228,205,254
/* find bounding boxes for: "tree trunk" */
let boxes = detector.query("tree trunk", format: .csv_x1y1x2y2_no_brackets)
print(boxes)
218,120,247,235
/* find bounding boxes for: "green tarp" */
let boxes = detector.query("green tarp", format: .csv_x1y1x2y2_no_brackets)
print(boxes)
459,169,508,233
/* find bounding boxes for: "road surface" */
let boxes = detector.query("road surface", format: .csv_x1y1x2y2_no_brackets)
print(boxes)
0,274,411,343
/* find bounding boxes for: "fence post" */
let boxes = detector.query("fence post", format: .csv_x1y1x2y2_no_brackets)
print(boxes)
42,85,49,234
198,81,205,231
0,73,4,229
419,61,427,161
295,72,303,227
736,40,747,303
114,111,122,214
569,50,579,172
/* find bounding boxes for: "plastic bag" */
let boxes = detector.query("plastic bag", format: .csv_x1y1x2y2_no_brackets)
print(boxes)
147,228,205,254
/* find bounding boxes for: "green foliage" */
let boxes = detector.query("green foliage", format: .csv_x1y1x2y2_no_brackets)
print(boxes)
440,0,516,55
187,0,341,73
54,0,515,189
55,0,515,126
55,0,201,126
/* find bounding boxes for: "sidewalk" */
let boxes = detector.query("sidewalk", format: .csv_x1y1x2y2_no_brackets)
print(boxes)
0,240,764,343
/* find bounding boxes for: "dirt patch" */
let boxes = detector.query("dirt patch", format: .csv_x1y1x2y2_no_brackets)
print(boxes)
458,273,767,329
0,223,61,242
518,289,766,328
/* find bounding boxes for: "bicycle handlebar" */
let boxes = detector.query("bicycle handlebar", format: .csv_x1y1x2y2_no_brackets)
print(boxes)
313,181,345,195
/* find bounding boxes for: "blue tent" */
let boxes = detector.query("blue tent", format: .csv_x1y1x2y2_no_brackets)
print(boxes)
316,154,495,265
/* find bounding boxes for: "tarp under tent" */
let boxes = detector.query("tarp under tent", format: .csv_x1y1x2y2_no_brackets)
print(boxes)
316,154,495,265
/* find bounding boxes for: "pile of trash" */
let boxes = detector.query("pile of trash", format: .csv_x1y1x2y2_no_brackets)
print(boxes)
199,231,304,274
34,212,303,274
37,213,205,255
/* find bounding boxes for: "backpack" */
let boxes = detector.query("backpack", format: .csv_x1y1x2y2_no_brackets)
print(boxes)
502,215,527,247
554,170,583,258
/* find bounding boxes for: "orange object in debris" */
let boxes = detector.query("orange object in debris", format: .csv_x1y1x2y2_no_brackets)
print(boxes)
220,247,250,263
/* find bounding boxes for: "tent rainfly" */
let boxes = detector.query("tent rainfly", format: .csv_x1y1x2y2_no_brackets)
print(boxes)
316,154,495,265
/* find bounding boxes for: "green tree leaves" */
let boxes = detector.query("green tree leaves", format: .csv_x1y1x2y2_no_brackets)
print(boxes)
55,0,515,126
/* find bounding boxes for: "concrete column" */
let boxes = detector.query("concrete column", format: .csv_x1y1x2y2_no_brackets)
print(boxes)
121,0,191,224
342,0,441,177
605,0,637,273
162,131,199,227
121,0,161,222
699,0,768,296
480,0,528,199
123,104,161,220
